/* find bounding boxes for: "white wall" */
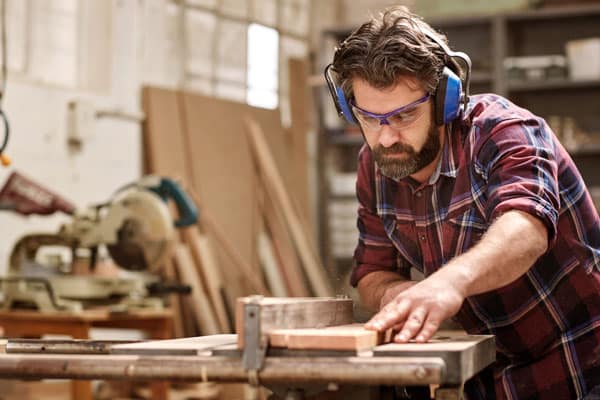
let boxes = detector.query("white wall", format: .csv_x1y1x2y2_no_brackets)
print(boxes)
0,0,316,275
0,0,152,274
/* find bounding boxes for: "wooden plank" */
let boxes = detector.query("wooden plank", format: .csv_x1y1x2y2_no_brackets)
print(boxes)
187,188,270,296
269,324,385,351
111,334,237,356
258,232,288,297
262,194,309,297
235,297,353,348
172,244,219,335
162,258,185,338
288,58,312,226
181,226,231,333
179,93,261,307
245,118,334,297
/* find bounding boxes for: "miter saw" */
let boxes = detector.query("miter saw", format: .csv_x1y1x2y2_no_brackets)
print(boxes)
0,173,197,313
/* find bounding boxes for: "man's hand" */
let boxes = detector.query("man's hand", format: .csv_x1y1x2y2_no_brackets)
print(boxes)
365,275,465,343
379,280,417,309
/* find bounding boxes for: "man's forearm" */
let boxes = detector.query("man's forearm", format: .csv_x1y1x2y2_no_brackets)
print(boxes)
434,210,548,298
357,270,414,311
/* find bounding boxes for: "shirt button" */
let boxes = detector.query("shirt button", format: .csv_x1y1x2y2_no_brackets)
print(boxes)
420,235,426,241
415,191,422,197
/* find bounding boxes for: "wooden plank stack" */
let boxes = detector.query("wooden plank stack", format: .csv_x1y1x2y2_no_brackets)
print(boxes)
141,59,334,337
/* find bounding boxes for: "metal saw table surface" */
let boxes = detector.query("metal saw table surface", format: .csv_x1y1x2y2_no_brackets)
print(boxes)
0,331,495,400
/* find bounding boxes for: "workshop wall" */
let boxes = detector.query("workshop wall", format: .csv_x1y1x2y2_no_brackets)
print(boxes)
0,1,148,274
0,0,315,275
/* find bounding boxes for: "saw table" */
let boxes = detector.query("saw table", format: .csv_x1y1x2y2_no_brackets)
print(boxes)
0,297,495,400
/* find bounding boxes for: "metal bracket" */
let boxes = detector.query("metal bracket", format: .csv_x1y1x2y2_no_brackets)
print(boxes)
242,296,267,379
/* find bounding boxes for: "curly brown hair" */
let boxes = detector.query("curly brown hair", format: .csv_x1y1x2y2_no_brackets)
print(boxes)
332,6,449,100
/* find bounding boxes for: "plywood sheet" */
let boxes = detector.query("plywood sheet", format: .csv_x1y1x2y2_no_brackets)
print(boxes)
180,93,259,290
141,86,192,182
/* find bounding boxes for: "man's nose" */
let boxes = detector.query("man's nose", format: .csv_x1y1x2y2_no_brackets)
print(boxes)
378,124,400,148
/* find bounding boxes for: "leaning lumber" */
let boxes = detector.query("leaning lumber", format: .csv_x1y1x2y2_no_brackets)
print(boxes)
244,118,334,297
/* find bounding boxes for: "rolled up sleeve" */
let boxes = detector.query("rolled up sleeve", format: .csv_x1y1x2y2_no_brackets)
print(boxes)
477,117,559,247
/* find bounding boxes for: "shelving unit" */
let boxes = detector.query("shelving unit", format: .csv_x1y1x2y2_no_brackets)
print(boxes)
315,4,600,275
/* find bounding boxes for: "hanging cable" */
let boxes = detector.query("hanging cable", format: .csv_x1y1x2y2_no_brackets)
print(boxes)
0,0,11,166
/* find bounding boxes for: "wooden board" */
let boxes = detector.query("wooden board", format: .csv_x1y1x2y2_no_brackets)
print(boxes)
262,191,309,297
245,118,333,297
269,323,385,351
172,243,219,335
258,232,288,297
162,258,185,338
235,297,353,348
141,86,193,182
180,93,261,301
288,58,312,225
111,334,237,356
181,227,231,333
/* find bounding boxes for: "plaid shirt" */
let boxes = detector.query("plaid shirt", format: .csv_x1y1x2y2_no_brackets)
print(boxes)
351,94,600,399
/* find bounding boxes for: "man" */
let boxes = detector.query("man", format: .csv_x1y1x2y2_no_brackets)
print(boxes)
326,6,600,400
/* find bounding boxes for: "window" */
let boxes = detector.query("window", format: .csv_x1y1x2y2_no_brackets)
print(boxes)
247,23,278,109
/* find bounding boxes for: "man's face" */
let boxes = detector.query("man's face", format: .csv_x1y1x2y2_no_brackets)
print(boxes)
351,77,441,181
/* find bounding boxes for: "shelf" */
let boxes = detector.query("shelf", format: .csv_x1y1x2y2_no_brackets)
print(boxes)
317,5,600,267
568,144,600,157
470,71,493,84
504,3,600,21
507,78,600,92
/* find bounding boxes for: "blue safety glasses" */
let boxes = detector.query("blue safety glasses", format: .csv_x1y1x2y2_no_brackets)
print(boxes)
350,93,430,132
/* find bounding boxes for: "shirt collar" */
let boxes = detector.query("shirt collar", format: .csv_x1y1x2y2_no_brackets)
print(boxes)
438,123,458,179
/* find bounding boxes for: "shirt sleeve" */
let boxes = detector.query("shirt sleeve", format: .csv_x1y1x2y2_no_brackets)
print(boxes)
475,117,559,247
350,145,409,287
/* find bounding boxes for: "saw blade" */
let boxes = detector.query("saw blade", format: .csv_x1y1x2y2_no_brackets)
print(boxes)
106,190,175,273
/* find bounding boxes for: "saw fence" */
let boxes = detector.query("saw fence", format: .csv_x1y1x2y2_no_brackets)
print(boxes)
142,59,334,336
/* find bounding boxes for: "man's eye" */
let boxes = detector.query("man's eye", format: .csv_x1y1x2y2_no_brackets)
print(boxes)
360,114,379,124
390,111,415,123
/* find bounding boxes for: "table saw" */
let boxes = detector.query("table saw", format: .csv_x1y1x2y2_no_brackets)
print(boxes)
0,297,495,400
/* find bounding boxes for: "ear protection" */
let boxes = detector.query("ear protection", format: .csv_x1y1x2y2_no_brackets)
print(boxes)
324,28,472,126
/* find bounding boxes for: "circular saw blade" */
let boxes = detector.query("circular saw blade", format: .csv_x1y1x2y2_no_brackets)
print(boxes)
106,190,175,273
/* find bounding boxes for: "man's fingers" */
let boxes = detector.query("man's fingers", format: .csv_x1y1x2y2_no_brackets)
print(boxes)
394,308,427,342
414,317,441,343
365,298,411,331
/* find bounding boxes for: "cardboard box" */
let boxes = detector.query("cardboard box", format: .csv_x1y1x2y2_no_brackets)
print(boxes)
566,38,600,80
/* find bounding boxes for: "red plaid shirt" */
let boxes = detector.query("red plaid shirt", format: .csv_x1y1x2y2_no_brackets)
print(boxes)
351,94,600,399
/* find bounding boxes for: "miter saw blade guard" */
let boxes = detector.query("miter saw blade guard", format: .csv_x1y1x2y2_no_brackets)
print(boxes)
104,177,198,272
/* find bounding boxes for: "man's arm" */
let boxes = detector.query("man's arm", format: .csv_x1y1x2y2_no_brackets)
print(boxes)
365,210,548,342
357,270,416,311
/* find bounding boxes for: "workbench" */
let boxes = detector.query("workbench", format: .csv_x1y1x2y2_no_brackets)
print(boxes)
0,331,494,400
0,308,173,400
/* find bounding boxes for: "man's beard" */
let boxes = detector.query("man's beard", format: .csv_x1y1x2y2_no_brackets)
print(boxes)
372,122,441,181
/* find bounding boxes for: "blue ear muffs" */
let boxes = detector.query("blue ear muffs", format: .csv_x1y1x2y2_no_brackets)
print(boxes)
324,63,357,124
434,66,463,125
335,86,357,124
324,29,471,127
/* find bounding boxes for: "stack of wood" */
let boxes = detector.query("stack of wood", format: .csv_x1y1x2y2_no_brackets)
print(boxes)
142,59,335,337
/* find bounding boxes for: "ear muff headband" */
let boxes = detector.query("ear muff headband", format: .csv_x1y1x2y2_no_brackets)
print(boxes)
324,63,357,124
324,28,472,126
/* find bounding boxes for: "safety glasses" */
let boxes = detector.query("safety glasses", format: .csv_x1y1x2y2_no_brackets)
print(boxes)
350,93,430,132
